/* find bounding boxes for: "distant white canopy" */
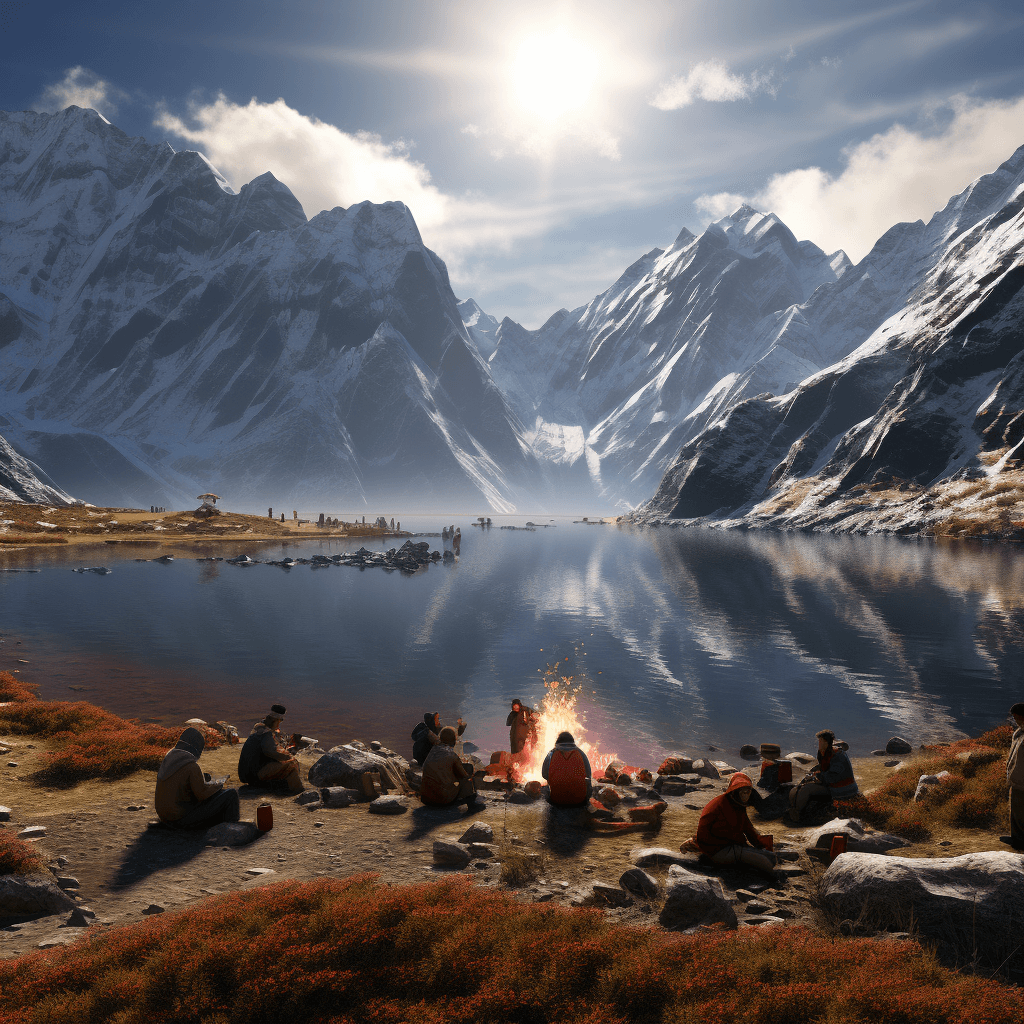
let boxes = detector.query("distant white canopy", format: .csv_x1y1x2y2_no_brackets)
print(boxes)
197,493,220,501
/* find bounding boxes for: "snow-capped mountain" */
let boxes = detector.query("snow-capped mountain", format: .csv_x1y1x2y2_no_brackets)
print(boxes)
0,107,535,512
638,144,1024,533
482,207,863,509
458,297,500,359
0,429,75,504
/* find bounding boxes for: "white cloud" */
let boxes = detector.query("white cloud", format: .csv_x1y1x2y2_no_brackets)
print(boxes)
461,117,621,162
693,94,1024,260
651,60,777,110
36,66,127,118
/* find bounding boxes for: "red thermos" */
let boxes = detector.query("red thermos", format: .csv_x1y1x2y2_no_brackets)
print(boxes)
256,803,274,831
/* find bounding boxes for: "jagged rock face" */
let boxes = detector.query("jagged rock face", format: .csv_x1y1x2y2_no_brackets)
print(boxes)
641,144,1024,529
484,210,857,508
0,430,75,504
0,107,533,511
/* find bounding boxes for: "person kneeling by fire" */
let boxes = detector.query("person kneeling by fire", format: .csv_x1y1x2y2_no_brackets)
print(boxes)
420,726,485,809
685,771,776,876
155,727,240,828
237,704,305,794
787,728,858,823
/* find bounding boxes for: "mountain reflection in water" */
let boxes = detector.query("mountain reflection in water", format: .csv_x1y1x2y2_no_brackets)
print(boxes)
1,521,1021,766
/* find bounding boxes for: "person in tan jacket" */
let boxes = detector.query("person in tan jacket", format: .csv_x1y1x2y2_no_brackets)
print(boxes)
1000,702,1024,851
155,727,240,828
237,704,304,793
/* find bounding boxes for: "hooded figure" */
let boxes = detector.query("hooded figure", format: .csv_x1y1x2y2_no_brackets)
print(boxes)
155,727,240,828
694,772,775,875
237,704,304,793
412,712,466,765
1001,702,1024,850
542,732,592,805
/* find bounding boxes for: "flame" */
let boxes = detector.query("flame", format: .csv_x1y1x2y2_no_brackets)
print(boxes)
515,669,617,782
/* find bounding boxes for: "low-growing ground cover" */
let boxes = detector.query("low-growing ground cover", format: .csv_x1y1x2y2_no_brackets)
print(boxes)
0,673,220,785
1,874,1021,1024
0,831,44,876
836,725,1013,840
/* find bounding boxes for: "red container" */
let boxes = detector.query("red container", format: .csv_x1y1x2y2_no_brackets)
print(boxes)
777,760,793,783
761,834,774,851
828,834,848,862
256,803,273,832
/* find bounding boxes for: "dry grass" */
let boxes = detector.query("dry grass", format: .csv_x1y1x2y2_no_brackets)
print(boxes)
0,534,67,545
0,672,221,786
0,832,45,876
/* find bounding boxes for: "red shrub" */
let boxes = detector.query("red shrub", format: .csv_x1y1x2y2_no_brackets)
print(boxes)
0,672,38,703
0,831,45,875
0,876,1018,1024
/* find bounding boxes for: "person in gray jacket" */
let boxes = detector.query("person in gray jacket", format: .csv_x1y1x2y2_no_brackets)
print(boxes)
1000,702,1024,851
787,729,858,823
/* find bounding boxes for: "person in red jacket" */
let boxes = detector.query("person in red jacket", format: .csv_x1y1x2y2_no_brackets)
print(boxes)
694,771,776,875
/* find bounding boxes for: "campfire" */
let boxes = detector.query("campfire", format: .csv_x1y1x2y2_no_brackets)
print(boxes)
512,668,618,783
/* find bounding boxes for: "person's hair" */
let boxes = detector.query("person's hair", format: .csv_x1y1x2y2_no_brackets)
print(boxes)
815,729,835,745
1011,703,1024,716
439,726,458,745
264,714,282,727
556,731,574,745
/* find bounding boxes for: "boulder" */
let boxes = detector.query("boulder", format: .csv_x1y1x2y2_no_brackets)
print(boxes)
368,795,408,815
0,873,76,916
467,843,493,859
183,718,208,728
507,789,533,804
914,771,952,803
320,787,361,808
786,752,816,766
819,851,1024,968
459,822,494,845
804,819,909,855
595,787,621,808
656,777,692,796
630,847,692,869
593,882,632,907
432,841,471,868
295,789,322,806
885,737,913,755
17,826,45,839
739,744,759,759
619,868,659,899
204,822,262,846
308,744,409,790
659,865,737,931
690,759,721,780
0,806,10,821
955,748,1001,766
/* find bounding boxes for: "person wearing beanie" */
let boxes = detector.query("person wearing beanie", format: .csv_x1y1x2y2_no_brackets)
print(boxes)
787,728,858,823
542,731,593,806
155,726,240,827
237,704,304,794
694,771,776,875
420,725,483,807
411,711,467,765
1000,703,1024,850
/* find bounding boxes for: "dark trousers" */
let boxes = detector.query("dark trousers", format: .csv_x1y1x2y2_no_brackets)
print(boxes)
174,787,241,829
1012,787,1024,843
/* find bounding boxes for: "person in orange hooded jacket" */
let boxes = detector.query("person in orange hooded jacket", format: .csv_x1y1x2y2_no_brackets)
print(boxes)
694,771,776,876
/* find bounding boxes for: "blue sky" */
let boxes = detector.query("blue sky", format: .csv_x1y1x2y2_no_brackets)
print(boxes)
4,0,1024,325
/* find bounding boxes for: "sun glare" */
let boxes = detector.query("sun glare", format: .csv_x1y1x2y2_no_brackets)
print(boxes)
508,31,598,122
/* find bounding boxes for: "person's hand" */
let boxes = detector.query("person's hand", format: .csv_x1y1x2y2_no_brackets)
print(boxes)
457,717,466,727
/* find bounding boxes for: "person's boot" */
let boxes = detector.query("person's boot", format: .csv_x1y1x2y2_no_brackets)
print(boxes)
998,835,1024,850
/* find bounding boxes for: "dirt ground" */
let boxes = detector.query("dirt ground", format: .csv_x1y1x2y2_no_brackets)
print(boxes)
1,736,1008,958
0,500,406,547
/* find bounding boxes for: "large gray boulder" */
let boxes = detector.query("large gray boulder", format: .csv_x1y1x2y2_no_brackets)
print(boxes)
0,873,77,917
885,737,913,755
659,865,737,931
204,822,262,846
804,818,910,855
308,744,410,790
819,851,1024,968
432,841,471,868
630,846,693,869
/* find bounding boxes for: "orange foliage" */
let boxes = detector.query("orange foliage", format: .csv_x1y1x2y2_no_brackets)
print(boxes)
0,831,45,876
0,875,1019,1024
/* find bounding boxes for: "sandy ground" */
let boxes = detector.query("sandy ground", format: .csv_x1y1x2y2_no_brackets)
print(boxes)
1,735,1008,958
0,500,407,547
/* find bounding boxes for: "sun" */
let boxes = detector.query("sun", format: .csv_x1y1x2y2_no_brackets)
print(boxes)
508,31,599,122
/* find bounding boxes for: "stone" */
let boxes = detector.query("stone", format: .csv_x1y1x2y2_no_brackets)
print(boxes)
778,865,807,877
885,737,913,755
743,916,787,926
619,868,659,899
65,907,94,928
660,865,737,931
0,806,10,821
819,852,1024,968
656,777,692,796
467,843,493,859
319,787,361,808
369,795,408,815
459,822,494,845
914,771,952,803
593,882,633,907
744,899,774,913
309,744,409,790
884,759,902,768
184,718,208,727
432,841,471,868
142,904,165,914
55,876,79,890
17,826,45,839
204,822,261,847
871,749,887,756
295,789,322,806
786,752,817,765
955,748,1001,766
369,740,382,750
690,759,721,780
595,787,621,808
0,873,76,916
739,744,759,759
213,721,239,742
245,867,275,876
507,789,533,804
804,818,910,855
772,907,797,919
630,847,692,869
834,740,849,751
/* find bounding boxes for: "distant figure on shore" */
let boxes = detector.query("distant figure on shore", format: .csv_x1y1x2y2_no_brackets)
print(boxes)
694,771,776,875
420,726,484,808
412,711,467,765
1002,702,1024,850
237,704,304,793
506,699,537,755
155,727,240,828
542,731,593,806
787,728,857,822
442,526,452,554
390,518,395,530
453,528,461,556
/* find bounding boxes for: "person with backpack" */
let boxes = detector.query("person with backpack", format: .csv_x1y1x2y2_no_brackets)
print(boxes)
542,731,593,805
237,704,304,794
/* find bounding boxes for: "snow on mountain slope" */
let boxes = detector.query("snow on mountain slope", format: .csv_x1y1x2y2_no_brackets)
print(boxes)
0,430,75,504
0,107,536,512
458,297,500,359
637,144,1024,535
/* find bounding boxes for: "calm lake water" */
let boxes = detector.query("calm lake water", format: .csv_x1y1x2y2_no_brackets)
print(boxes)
2,519,1022,766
